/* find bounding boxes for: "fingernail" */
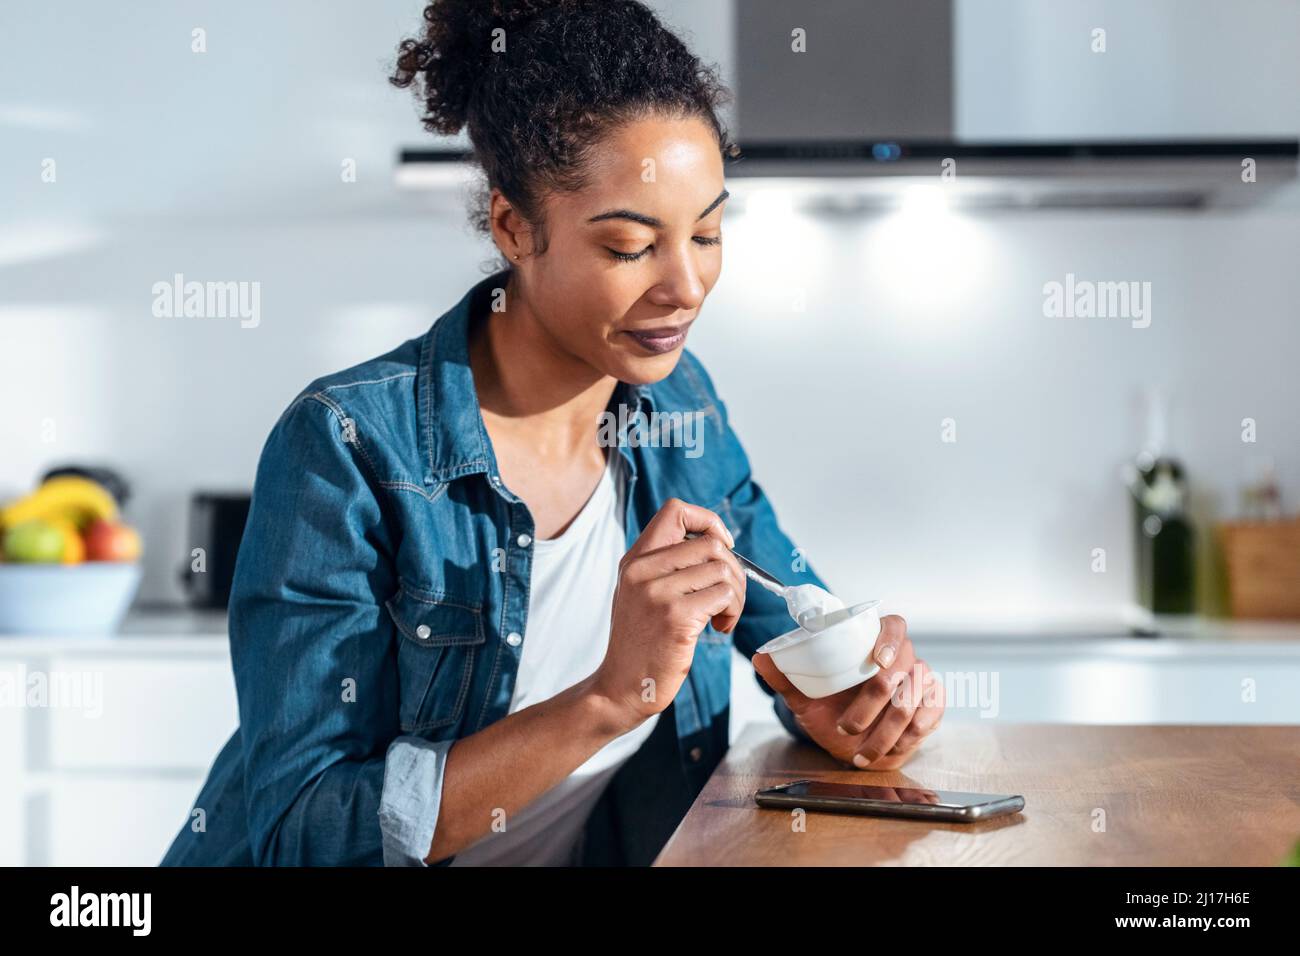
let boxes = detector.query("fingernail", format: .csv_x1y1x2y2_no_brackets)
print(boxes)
853,753,871,768
878,645,896,668
835,724,849,735
723,524,735,548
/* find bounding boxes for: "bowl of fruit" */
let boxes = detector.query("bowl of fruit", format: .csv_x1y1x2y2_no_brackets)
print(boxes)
0,473,143,636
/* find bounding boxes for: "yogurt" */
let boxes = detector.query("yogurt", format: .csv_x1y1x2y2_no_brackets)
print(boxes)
784,584,846,632
756,590,883,699
737,569,846,632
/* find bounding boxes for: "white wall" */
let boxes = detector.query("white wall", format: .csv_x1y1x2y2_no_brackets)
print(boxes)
702,202,1300,626
3,1,1298,622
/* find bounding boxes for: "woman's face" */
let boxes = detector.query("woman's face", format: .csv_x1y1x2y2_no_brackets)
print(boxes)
497,114,727,385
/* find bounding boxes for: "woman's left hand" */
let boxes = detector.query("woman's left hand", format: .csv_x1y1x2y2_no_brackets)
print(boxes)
751,614,944,770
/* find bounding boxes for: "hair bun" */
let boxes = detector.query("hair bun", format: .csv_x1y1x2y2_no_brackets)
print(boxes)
391,0,581,136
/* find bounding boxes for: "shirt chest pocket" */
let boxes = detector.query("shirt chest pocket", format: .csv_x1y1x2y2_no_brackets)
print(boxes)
385,582,487,734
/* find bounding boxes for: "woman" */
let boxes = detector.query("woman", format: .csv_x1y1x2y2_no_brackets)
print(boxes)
162,0,944,868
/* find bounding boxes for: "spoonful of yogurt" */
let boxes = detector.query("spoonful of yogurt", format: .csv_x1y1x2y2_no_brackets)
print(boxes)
782,583,847,632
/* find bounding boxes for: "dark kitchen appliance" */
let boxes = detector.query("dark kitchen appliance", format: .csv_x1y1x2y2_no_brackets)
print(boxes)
180,492,251,609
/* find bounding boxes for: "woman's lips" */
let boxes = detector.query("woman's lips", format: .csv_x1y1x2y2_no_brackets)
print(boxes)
624,326,688,355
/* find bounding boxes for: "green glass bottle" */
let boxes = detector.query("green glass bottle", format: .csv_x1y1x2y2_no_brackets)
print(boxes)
1128,390,1196,615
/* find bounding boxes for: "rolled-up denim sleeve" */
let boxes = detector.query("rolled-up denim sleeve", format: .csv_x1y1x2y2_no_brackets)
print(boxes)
379,736,455,866
679,352,835,743
230,393,445,865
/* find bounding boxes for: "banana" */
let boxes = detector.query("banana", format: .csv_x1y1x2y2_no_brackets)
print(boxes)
0,475,119,530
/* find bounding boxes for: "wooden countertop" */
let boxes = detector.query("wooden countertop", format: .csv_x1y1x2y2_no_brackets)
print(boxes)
653,722,1300,866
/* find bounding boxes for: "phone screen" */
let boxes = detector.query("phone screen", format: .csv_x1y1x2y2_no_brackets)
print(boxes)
775,780,1011,809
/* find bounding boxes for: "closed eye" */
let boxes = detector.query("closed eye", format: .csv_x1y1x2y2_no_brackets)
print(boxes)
606,235,721,263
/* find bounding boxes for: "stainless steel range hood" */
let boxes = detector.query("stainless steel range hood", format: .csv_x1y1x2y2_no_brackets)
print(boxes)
726,0,1297,209
722,139,1300,211
396,140,1299,211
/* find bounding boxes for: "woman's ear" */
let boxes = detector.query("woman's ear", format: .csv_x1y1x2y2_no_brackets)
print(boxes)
488,188,534,261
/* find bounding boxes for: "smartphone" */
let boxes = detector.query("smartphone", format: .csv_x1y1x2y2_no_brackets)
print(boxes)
754,779,1024,823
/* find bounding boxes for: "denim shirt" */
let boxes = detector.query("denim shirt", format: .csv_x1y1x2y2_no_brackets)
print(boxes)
161,268,828,867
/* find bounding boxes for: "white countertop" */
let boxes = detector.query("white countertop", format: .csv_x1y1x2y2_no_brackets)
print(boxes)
1,607,1299,657
0,608,229,655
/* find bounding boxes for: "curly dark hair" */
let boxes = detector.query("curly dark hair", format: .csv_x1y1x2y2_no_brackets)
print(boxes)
390,0,735,263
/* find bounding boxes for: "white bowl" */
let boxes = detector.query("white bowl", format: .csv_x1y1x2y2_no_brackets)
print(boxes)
756,599,882,698
0,563,142,636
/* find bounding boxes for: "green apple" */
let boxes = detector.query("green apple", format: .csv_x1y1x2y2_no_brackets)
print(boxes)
3,520,68,563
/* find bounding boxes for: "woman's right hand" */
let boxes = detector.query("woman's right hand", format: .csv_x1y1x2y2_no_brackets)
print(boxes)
593,498,746,732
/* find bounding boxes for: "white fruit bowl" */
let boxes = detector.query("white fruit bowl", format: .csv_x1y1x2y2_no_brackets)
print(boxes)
0,563,142,636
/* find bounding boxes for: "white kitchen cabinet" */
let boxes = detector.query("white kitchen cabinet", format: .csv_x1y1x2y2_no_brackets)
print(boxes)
40,778,214,867
0,615,236,867
0,660,25,866
44,657,236,770
911,637,1300,724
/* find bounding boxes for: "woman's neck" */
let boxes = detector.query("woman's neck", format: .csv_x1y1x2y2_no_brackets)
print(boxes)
468,276,618,459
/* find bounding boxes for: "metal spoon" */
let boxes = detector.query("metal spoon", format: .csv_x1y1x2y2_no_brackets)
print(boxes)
684,531,786,596
685,532,850,632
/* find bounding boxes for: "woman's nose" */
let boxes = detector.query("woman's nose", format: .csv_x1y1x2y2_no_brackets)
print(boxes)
647,249,707,312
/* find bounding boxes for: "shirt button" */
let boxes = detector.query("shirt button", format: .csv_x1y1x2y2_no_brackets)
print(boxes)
506,632,523,647
415,624,431,640
516,533,532,548
689,746,703,762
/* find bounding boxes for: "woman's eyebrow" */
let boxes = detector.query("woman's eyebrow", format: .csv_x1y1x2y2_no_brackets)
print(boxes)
587,188,730,228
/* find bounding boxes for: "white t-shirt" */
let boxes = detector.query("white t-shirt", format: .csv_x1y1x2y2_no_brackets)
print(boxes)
450,449,660,865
